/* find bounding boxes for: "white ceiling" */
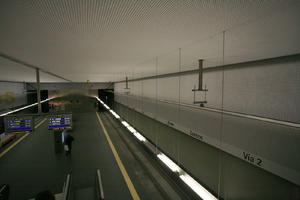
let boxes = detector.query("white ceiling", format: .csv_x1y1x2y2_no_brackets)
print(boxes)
0,0,299,82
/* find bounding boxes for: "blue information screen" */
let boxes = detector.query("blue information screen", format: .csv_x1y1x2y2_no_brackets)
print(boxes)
48,114,72,129
5,116,33,132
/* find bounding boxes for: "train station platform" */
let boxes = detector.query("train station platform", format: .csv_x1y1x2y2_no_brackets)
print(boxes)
0,96,187,200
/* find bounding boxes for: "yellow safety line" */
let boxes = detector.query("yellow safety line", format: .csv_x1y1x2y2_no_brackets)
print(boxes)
96,112,140,200
35,118,47,129
0,118,47,158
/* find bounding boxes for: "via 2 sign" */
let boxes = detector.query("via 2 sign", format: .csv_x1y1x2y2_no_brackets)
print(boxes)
243,151,263,167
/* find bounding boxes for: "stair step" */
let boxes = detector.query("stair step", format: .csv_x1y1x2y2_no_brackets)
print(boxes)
74,187,95,200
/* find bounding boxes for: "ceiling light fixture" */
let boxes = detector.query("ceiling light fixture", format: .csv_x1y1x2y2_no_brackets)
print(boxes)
179,173,218,200
157,153,181,173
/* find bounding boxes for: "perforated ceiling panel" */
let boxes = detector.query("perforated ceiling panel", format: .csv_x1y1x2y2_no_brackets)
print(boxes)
0,0,299,82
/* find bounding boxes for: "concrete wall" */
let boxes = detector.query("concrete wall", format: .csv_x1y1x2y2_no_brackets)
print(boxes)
114,102,300,200
114,55,300,198
115,56,300,123
0,81,27,111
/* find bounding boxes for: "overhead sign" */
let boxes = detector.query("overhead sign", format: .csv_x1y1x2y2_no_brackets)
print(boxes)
48,114,72,130
4,116,34,133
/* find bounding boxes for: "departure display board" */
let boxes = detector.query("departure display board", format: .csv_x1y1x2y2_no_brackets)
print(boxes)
4,116,34,133
48,114,72,130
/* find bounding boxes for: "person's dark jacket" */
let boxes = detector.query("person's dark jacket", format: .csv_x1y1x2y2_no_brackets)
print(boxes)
65,135,74,146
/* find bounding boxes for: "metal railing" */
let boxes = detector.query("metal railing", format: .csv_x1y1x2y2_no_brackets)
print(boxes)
95,169,104,200
62,174,72,200
0,184,9,200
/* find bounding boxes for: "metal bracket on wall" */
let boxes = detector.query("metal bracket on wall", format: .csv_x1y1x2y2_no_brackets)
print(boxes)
192,59,208,107
124,76,130,94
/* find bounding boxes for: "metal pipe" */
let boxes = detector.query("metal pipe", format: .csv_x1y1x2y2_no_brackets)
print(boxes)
114,53,300,83
63,174,71,200
97,169,105,199
36,68,41,114
198,59,203,90
158,99,300,128
0,52,72,82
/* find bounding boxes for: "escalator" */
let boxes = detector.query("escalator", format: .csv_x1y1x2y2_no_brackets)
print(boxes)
72,169,104,200
28,169,104,200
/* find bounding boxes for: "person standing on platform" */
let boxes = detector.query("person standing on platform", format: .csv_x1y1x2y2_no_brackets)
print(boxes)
64,133,74,156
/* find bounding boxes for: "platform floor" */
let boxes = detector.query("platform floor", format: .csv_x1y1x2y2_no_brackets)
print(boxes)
0,95,186,200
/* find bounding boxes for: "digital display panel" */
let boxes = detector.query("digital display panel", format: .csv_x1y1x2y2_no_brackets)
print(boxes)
48,114,72,130
4,116,34,132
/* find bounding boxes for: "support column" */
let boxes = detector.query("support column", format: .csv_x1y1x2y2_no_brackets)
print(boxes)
36,68,41,114
198,59,203,90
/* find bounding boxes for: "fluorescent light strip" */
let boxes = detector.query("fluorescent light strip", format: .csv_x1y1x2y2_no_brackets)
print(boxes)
109,110,120,119
121,121,130,127
94,96,104,104
133,132,146,142
95,96,101,102
179,174,218,200
157,153,218,199
157,153,181,172
103,104,110,109
0,97,54,117
94,96,110,109
118,116,147,142
126,126,137,133
94,96,217,200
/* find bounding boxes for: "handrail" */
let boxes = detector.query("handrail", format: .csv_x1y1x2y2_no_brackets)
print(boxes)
0,97,55,117
0,184,9,200
159,99,300,128
96,169,105,200
63,174,72,200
